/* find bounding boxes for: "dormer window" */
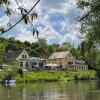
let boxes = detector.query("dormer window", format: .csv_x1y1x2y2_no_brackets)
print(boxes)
22,55,27,58
22,55,24,58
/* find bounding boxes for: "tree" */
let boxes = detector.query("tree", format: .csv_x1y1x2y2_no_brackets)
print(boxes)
0,43,5,64
5,38,23,52
77,0,100,45
70,47,80,59
77,0,100,71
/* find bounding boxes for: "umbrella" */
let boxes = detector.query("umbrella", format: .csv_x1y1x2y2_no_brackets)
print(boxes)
44,63,59,67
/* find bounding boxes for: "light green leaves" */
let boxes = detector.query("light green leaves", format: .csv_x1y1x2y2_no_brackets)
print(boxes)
31,12,37,21
33,28,39,37
0,27,5,34
22,14,29,24
0,0,10,5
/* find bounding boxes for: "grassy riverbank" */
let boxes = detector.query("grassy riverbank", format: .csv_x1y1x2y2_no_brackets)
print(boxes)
0,70,97,83
15,70,97,82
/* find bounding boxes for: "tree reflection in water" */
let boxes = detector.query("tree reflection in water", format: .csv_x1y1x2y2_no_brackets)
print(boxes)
0,81,100,100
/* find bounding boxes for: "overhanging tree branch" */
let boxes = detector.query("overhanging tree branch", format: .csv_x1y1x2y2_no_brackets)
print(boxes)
0,0,40,36
78,5,100,22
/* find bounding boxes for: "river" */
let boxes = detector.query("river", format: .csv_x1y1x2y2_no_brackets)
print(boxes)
0,81,100,100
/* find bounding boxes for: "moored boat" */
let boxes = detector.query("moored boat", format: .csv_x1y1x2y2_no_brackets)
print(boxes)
2,77,16,83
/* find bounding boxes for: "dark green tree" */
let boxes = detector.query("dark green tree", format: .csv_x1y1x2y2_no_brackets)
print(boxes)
77,0,100,44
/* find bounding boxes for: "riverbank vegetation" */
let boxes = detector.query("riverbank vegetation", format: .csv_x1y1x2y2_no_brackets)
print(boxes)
12,70,98,82
0,70,97,83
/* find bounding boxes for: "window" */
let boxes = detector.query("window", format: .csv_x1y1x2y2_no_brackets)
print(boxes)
22,55,27,58
25,55,27,58
22,55,24,58
20,62,23,67
26,62,29,68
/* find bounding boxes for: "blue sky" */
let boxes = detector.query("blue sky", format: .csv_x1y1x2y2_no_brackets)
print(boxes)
0,0,83,46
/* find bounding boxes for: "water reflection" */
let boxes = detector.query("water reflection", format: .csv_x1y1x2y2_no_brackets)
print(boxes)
3,83,16,87
0,81,100,100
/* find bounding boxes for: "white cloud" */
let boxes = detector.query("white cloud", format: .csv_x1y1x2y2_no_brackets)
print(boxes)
39,25,81,45
62,29,81,46
15,25,37,43
39,0,75,14
48,4,71,14
0,0,82,46
41,15,51,25
60,18,70,32
39,25,62,43
0,15,9,27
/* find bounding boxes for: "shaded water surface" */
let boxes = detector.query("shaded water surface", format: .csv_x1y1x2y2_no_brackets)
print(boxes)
0,81,100,100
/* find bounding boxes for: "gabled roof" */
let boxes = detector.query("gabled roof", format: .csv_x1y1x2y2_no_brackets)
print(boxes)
4,50,22,61
49,51,71,59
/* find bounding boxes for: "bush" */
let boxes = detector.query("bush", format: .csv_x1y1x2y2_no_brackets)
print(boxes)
73,70,97,80
0,70,97,83
17,68,23,77
15,71,67,82
0,70,17,81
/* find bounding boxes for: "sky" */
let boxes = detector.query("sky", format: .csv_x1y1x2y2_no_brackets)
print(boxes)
0,0,83,46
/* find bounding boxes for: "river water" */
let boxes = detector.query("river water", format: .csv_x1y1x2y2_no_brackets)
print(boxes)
0,81,100,100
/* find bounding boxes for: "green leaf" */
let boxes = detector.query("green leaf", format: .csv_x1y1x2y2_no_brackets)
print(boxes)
32,29,39,37
5,7,11,16
23,8,27,13
31,12,37,21
7,22,12,27
19,7,27,14
36,30,39,37
22,14,29,24
33,29,36,36
3,0,8,4
0,27,5,34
